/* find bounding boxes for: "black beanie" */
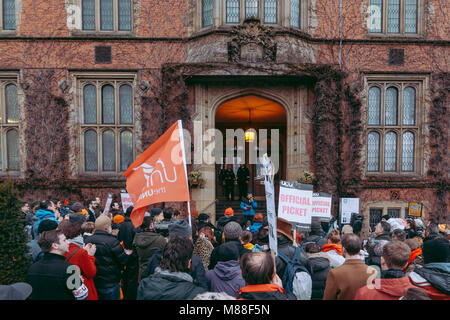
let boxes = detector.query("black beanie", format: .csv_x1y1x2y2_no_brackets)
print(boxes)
422,238,450,264
216,243,240,263
37,219,58,234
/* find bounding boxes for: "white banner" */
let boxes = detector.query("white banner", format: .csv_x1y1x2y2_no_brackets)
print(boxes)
312,192,332,221
102,194,113,216
340,198,360,225
278,181,313,230
261,154,278,256
120,190,134,213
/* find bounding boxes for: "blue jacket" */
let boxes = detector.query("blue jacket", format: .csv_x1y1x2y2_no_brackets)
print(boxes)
240,198,257,216
249,222,263,236
205,260,245,298
34,209,59,234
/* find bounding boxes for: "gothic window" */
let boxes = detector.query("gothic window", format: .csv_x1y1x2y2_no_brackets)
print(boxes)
369,0,419,34
226,0,240,23
82,0,132,32
80,77,135,174
1,0,15,30
290,0,301,28
202,0,214,27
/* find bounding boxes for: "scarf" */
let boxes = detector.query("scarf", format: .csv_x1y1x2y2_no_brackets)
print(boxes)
322,243,342,255
403,247,422,273
69,236,84,248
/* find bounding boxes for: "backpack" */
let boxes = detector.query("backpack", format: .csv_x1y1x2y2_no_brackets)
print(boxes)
277,247,311,299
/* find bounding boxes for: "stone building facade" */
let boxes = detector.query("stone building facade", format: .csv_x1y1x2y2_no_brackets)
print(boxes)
0,0,448,234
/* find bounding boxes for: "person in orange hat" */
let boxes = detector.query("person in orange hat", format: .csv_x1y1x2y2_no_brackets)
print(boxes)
215,207,237,245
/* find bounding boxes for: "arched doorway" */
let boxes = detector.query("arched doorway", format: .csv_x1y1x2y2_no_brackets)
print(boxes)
215,95,287,202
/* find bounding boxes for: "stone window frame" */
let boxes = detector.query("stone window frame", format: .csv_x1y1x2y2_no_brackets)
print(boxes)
74,72,137,176
194,0,309,33
363,74,428,178
367,0,425,37
0,0,18,33
0,73,21,175
69,0,136,36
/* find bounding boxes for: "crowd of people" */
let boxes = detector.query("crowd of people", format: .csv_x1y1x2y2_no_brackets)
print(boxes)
0,196,449,301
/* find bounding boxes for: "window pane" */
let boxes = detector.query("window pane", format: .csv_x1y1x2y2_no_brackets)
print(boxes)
82,0,96,30
384,131,397,171
290,0,300,28
6,129,19,171
245,0,259,18
102,130,116,171
100,0,114,31
264,0,277,24
5,84,18,123
119,84,133,124
402,131,414,171
369,0,382,32
368,86,381,125
388,208,400,218
102,85,115,124
370,209,383,230
405,0,417,33
83,84,97,124
120,130,133,171
387,0,400,33
226,0,240,23
3,0,15,30
118,0,132,31
202,0,213,27
385,87,398,125
367,132,380,172
403,86,415,125
84,130,98,171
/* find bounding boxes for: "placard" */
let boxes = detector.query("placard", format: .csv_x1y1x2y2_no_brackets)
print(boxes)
408,202,422,217
120,189,134,213
102,194,113,216
261,154,278,256
312,192,332,221
340,198,360,225
278,180,313,230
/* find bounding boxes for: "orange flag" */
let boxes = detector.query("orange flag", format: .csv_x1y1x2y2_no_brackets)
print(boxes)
123,120,190,228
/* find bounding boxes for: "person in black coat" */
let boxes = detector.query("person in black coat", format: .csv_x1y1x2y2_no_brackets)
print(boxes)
305,243,331,300
141,218,208,290
27,229,86,300
85,216,132,300
236,164,250,201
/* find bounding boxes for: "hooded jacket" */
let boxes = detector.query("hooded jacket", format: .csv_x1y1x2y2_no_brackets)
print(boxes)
240,198,257,217
355,272,418,300
409,263,450,300
137,267,206,300
132,230,166,281
34,209,59,234
118,217,136,250
306,255,331,300
237,284,296,300
249,222,263,236
206,260,245,297
275,237,308,280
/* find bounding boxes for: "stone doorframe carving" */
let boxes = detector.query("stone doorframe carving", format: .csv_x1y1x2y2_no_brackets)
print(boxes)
190,83,311,223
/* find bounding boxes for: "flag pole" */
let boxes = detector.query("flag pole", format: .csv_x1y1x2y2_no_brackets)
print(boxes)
178,120,192,227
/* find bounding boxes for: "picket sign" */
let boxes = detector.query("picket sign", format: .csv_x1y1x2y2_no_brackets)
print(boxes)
102,194,113,216
311,192,332,222
120,190,134,213
262,154,277,256
278,181,313,231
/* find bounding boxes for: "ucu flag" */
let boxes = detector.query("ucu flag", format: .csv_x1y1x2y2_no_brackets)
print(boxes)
123,120,190,228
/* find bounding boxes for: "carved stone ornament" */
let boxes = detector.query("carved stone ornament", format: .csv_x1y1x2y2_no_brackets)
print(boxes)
228,18,277,63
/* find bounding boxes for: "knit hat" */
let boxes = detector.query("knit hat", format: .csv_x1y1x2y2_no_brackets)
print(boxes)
216,243,240,262
311,218,322,232
0,283,32,300
69,213,86,225
254,213,263,223
198,213,210,222
341,225,353,235
224,207,234,217
223,221,242,240
422,238,450,264
70,202,84,213
125,206,134,217
37,219,58,234
168,218,192,239
95,215,112,231
113,214,125,225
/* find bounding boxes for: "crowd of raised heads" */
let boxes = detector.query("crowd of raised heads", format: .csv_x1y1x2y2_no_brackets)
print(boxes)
1,196,449,301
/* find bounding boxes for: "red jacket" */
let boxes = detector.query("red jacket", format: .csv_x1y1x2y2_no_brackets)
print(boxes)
64,243,98,300
354,277,418,300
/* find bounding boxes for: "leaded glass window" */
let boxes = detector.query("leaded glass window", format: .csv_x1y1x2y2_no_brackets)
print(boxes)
119,84,133,124
83,84,97,124
368,131,380,172
84,130,98,171
102,130,116,171
401,131,414,171
100,0,114,30
6,129,19,171
264,0,277,24
120,130,133,171
245,0,259,18
5,84,18,123
226,0,240,23
385,87,398,125
82,0,96,30
102,84,115,124
384,131,397,171
202,0,213,27
2,0,15,30
402,86,415,125
368,86,381,125
290,0,301,28
404,0,417,33
369,0,382,33
387,0,400,33
118,0,132,31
